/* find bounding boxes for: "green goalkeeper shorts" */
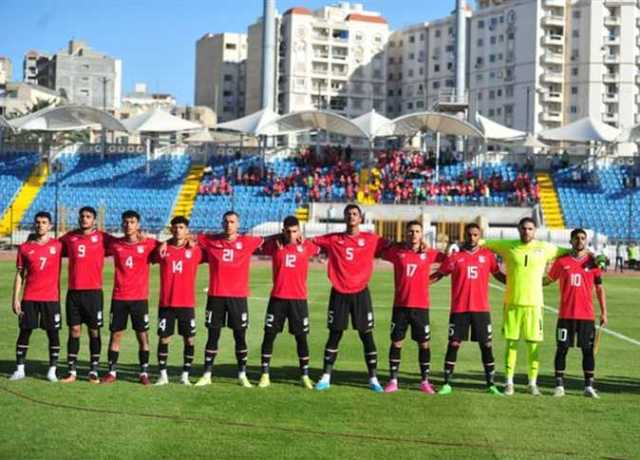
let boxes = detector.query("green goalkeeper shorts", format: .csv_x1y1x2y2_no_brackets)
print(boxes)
502,304,543,342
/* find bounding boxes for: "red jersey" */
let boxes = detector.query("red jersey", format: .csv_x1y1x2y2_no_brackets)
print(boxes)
108,238,157,301
382,245,445,309
313,232,388,294
197,234,264,298
155,244,204,308
60,230,114,290
547,255,602,320
438,247,499,313
16,238,62,302
262,239,319,300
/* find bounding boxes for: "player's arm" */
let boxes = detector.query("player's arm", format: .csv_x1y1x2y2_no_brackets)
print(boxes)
431,253,452,284
543,259,561,286
479,239,515,257
12,269,25,316
594,277,607,327
429,272,445,283
542,275,555,286
493,271,506,284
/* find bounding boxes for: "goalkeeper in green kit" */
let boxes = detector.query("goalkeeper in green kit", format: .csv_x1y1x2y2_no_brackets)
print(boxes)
482,218,572,396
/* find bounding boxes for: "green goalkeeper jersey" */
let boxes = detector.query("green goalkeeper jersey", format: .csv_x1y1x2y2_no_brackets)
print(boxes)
482,239,570,307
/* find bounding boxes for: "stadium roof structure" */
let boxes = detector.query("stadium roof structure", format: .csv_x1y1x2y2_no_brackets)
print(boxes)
0,114,14,132
501,133,548,150
215,108,282,136
387,112,484,138
9,104,127,132
475,113,525,140
263,109,368,138
121,108,202,133
351,109,395,139
539,117,622,144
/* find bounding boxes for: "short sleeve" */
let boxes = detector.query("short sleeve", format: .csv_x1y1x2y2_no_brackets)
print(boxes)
249,235,264,253
374,235,391,256
438,255,454,275
547,259,562,281
481,239,514,257
16,247,25,271
312,234,331,249
380,245,396,263
305,241,320,257
544,242,570,261
261,238,277,256
102,232,117,249
434,250,446,264
488,252,500,274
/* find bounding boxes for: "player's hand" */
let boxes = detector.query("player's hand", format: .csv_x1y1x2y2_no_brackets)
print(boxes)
159,241,168,257
12,299,21,316
595,255,607,269
296,234,305,245
600,314,608,328
185,233,196,248
419,240,428,252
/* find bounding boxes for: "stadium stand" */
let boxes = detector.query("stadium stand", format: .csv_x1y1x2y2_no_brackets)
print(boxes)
0,152,39,217
555,164,640,240
20,153,190,232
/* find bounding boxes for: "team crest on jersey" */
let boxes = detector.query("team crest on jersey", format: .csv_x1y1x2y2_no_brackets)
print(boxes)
358,238,365,247
479,255,486,263
137,246,144,254
420,253,426,260
49,247,57,255
185,249,192,259
563,265,571,271
28,250,35,255
535,249,544,256
91,235,98,243
297,245,304,253
71,236,78,242
236,242,243,250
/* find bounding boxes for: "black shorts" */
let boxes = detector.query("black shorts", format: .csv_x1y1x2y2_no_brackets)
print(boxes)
391,307,430,342
110,299,149,332
66,289,104,328
205,296,248,330
19,301,61,331
327,288,374,333
265,297,309,335
556,319,596,348
448,312,492,343
158,307,196,338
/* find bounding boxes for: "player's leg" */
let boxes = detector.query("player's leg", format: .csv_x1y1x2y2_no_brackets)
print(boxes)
61,291,81,382
196,297,224,385
353,288,381,392
440,313,468,394
385,308,407,393
11,301,37,380
523,306,543,395
259,298,285,387
316,289,349,390
412,310,433,393
290,300,312,388
178,309,196,385
102,300,127,383
471,312,500,395
503,305,522,395
228,298,251,387
41,302,62,382
580,321,598,398
553,319,570,397
155,308,174,385
295,334,312,389
131,300,151,385
86,290,104,382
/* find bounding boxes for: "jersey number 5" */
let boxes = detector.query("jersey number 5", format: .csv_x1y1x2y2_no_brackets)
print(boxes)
345,247,354,261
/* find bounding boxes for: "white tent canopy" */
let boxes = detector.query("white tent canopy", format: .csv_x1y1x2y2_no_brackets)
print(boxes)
185,129,214,144
388,112,484,138
215,108,281,136
539,117,621,143
504,133,548,149
476,113,525,140
264,109,367,138
351,109,395,139
9,104,127,132
122,108,202,133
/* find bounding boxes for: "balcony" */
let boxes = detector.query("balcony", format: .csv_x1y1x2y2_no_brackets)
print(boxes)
603,73,619,83
603,35,620,46
542,35,564,47
603,112,618,123
542,91,563,103
543,0,565,7
636,74,640,85
542,72,564,84
542,15,565,27
603,54,620,64
543,52,564,65
603,93,619,103
604,16,621,27
541,111,562,123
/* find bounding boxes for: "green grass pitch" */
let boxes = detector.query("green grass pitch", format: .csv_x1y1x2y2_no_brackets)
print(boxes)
0,260,638,459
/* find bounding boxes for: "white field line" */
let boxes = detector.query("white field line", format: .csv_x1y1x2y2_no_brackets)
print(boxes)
489,282,640,348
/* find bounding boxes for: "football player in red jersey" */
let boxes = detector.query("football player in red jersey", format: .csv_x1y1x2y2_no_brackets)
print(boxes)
59,207,115,384
312,204,389,392
431,223,505,395
257,216,319,389
153,216,205,386
381,221,445,394
544,228,607,398
10,212,62,382
101,210,158,385
195,211,264,388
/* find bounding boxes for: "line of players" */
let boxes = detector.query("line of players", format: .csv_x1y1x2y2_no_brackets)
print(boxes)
9,204,607,397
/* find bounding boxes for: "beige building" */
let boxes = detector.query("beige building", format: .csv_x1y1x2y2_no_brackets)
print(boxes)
195,33,247,122
119,82,177,119
0,57,12,87
0,82,62,117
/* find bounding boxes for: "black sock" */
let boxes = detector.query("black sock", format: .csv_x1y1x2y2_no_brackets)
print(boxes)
323,330,343,374
480,343,495,386
108,349,119,373
295,334,310,377
260,331,277,374
234,329,248,374
89,332,101,373
360,331,377,379
67,336,80,372
419,347,431,382
16,329,31,366
158,342,169,371
47,329,60,367
183,343,194,373
389,345,401,381
554,346,568,386
582,347,595,387
444,341,460,384
204,328,221,374
139,350,149,375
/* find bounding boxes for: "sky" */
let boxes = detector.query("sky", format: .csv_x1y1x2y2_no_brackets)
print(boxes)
0,0,455,105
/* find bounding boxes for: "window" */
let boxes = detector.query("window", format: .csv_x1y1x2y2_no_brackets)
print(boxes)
388,57,395,64
409,52,415,60
408,69,414,77
496,107,502,115
434,64,440,72
489,90,496,99
419,33,425,41
446,79,455,87
409,35,415,43
571,86,578,95
573,10,581,19
572,30,579,38
478,20,485,29
476,57,484,67
416,100,424,108
476,73,484,82
497,89,502,97
505,85,514,97
225,43,237,50
80,89,89,96
387,89,394,97
435,30,441,38
505,105,513,115
570,106,578,113
477,91,483,100
572,67,579,76
488,108,495,117
477,38,484,47
490,36,497,45
433,81,440,89
419,67,424,75
447,62,453,70
224,74,233,81
489,54,496,63
407,102,413,110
